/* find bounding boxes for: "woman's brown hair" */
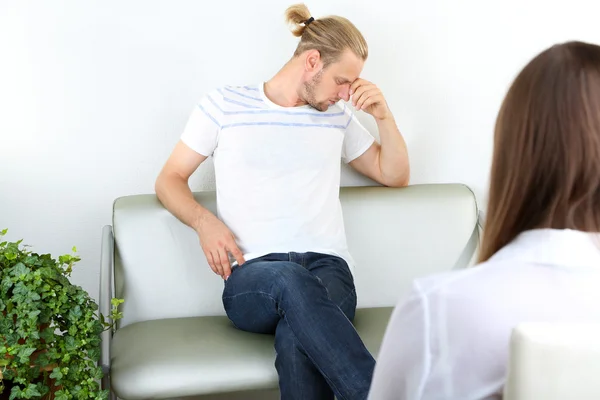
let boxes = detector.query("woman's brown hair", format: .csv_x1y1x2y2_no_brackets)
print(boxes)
479,41,600,262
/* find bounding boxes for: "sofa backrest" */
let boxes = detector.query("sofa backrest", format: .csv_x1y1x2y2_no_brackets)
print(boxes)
113,184,479,328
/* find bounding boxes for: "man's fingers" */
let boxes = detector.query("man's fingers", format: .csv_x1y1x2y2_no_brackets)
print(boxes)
228,242,246,267
217,248,232,279
354,88,380,109
214,250,227,277
350,78,369,95
351,84,375,101
207,251,221,276
360,94,384,110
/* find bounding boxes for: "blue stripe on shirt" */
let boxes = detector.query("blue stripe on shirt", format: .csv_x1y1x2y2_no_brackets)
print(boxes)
208,94,346,118
221,96,263,109
224,87,263,102
197,103,220,128
221,121,346,130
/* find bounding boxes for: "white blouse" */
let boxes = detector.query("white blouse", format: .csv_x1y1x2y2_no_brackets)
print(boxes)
369,229,600,400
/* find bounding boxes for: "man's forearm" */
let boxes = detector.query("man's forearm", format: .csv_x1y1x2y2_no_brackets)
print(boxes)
376,116,410,187
155,173,212,231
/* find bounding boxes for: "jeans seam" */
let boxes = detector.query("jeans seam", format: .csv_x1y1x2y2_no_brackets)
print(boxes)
338,288,357,311
223,292,280,328
222,291,277,302
281,317,349,400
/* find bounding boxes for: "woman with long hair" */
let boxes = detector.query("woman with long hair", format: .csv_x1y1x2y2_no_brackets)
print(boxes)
369,41,600,400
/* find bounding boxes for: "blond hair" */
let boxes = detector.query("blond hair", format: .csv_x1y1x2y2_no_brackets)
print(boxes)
285,3,368,66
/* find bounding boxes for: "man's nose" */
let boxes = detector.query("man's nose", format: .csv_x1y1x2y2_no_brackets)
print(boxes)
339,85,350,101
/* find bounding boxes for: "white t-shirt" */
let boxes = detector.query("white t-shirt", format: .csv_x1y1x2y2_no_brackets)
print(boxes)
369,229,600,400
180,83,375,268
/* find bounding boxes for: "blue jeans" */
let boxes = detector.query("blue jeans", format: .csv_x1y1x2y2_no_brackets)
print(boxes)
222,252,375,400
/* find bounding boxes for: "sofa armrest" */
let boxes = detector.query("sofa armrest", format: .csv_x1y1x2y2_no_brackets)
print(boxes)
452,208,485,270
99,225,114,392
478,209,486,232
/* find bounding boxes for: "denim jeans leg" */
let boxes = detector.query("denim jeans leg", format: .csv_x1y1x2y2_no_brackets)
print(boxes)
222,254,374,400
275,317,334,400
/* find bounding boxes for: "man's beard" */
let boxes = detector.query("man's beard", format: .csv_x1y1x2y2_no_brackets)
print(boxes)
302,70,328,112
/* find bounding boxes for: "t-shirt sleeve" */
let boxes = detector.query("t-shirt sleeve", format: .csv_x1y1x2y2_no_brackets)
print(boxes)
341,107,375,164
180,89,222,157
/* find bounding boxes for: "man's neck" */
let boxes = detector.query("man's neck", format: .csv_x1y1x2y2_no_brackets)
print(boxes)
264,61,307,108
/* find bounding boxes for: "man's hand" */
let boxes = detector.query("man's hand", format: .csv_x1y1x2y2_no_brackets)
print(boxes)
195,212,245,280
349,79,391,120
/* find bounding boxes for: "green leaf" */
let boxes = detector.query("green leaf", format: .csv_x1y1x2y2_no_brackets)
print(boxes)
70,386,83,399
75,387,88,400
22,384,41,399
9,386,22,400
1,228,7,236
2,288,14,303
13,282,29,298
54,390,70,400
11,262,29,278
17,347,36,363
91,366,104,380
87,347,100,361
40,326,55,342
50,367,64,380
111,298,124,307
96,390,109,400
0,233,112,398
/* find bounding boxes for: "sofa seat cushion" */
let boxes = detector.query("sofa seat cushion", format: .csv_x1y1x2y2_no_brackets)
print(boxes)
111,307,393,399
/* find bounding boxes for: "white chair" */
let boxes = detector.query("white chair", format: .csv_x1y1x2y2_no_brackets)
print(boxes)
504,322,600,400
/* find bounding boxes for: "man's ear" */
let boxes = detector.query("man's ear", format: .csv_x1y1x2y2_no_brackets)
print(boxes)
305,50,322,73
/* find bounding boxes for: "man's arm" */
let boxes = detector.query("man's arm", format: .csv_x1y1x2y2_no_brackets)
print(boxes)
347,79,410,187
155,140,210,230
156,140,245,279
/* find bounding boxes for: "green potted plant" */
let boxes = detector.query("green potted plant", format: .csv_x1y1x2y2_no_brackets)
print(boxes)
0,229,123,400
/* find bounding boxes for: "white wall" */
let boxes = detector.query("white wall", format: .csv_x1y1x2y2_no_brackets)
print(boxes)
1,0,599,301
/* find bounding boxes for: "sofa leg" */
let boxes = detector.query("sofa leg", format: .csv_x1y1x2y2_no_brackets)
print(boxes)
101,371,117,400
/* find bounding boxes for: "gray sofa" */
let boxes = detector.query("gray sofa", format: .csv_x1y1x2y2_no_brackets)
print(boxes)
99,184,480,399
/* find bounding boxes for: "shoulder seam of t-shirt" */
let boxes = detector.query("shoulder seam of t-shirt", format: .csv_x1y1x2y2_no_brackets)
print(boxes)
343,104,355,129
196,88,225,129
223,86,264,104
217,87,263,110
